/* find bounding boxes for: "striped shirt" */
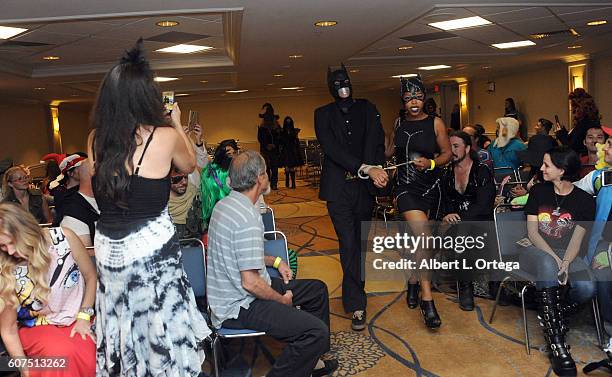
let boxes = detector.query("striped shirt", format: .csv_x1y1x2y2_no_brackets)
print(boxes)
206,190,271,328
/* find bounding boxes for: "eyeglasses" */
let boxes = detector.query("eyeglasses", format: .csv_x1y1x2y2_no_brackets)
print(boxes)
170,175,188,184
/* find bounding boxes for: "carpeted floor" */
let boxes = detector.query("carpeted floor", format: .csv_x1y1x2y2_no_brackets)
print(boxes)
212,179,610,377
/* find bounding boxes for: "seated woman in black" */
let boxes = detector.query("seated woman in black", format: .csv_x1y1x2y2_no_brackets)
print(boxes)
440,131,496,311
522,145,596,377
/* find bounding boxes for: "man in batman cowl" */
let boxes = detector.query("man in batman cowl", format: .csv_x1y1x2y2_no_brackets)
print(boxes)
314,64,388,331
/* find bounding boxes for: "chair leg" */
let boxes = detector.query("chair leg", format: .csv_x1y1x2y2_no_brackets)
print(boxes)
520,284,530,355
489,276,511,324
212,336,221,377
592,296,604,348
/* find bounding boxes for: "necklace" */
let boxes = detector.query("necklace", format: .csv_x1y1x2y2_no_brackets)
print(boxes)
552,185,570,216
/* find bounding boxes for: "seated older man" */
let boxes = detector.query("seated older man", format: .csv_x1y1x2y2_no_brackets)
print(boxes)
207,150,338,377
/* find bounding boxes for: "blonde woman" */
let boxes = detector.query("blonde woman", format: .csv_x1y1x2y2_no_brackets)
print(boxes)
2,166,51,224
0,203,96,377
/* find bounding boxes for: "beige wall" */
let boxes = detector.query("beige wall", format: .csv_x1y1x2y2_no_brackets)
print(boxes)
177,89,401,147
590,54,612,125
0,104,51,166
58,104,92,154
468,62,570,136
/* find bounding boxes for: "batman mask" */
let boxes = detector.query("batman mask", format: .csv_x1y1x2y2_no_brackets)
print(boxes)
327,64,353,101
400,75,426,103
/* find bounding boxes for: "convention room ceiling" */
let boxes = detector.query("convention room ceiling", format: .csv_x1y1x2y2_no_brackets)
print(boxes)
1,0,612,104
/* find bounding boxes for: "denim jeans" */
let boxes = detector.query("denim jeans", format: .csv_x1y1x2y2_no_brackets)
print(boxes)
519,246,596,304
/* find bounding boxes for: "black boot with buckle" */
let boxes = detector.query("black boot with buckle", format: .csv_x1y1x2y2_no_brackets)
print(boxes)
537,287,577,377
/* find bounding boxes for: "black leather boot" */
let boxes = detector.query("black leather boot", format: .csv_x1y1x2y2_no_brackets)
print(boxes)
290,171,296,189
406,283,419,309
285,172,290,188
458,281,474,311
420,300,441,329
537,287,577,377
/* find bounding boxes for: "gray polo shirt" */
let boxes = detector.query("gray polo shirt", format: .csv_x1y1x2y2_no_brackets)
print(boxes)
206,190,271,328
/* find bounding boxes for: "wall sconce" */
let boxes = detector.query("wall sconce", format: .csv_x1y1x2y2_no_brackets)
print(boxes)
487,81,495,93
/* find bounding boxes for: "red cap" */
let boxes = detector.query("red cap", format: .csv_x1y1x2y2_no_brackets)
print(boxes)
602,124,612,137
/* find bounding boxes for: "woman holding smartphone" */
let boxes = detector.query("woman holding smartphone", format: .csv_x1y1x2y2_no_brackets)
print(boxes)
522,145,596,377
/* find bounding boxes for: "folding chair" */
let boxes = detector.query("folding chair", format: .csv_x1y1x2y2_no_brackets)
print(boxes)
264,231,290,279
262,206,275,232
179,238,265,377
489,204,605,354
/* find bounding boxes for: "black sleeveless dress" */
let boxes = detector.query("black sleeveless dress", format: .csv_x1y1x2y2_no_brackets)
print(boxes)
93,128,210,376
394,115,442,217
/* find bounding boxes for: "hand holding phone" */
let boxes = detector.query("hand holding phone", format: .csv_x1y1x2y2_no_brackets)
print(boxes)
162,91,175,113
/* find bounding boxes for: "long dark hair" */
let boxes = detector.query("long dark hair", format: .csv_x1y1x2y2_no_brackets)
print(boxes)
569,88,600,125
212,139,238,171
91,39,169,208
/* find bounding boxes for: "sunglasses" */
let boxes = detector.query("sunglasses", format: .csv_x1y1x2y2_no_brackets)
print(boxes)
170,175,188,184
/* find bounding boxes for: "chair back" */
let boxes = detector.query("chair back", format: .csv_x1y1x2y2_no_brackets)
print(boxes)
262,207,275,232
263,231,289,279
493,204,526,262
180,238,207,299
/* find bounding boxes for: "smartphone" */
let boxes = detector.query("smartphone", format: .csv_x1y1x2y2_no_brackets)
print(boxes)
554,114,560,124
162,91,175,113
602,170,612,187
188,110,199,132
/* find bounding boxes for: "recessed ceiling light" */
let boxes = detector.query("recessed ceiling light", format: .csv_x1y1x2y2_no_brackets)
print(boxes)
200,80,208,84
154,77,179,82
398,46,413,50
265,83,275,86
314,20,337,27
175,93,190,97
428,16,491,31
281,86,304,90
43,56,60,60
418,65,451,70
155,44,213,54
273,74,284,77
491,40,536,49
568,45,582,49
296,89,304,92
33,87,46,90
226,89,249,93
531,33,549,39
349,69,360,73
587,20,607,26
70,94,80,97
391,73,418,78
289,54,303,59
0,25,28,39
481,66,491,69
156,20,179,27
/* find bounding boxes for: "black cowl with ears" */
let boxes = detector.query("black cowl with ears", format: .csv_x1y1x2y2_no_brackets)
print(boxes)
327,63,353,101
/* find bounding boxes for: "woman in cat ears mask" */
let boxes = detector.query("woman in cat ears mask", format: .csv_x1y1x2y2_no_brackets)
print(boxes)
385,75,451,328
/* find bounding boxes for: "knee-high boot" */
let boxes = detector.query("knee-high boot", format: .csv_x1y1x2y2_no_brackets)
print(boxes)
537,287,577,377
290,171,296,189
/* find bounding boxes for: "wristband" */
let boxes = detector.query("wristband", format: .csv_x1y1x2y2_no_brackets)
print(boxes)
273,257,282,269
428,159,436,170
77,312,91,321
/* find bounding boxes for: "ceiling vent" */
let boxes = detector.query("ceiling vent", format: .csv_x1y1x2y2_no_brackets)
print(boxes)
400,31,457,43
530,28,580,39
146,32,210,44
0,40,50,47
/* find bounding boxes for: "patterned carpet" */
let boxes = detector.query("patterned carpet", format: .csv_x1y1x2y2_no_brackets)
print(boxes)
211,179,610,377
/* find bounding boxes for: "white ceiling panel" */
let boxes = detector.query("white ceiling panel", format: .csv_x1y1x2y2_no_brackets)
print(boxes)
424,38,493,54
452,24,522,44
14,30,89,45
553,7,612,23
474,7,552,24
502,16,569,36
37,21,118,35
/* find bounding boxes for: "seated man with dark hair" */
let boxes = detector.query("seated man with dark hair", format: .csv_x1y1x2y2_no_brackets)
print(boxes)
207,150,337,377
579,125,607,177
